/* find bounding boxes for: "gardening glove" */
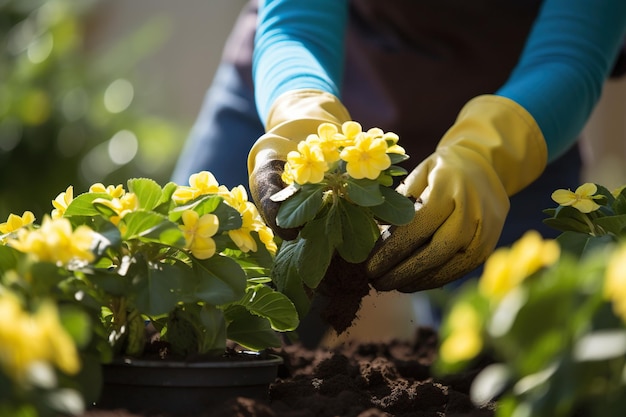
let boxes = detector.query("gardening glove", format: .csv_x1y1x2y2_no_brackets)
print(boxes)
366,95,548,293
248,89,351,240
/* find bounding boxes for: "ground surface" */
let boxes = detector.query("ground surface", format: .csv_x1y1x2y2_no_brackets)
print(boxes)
84,327,494,417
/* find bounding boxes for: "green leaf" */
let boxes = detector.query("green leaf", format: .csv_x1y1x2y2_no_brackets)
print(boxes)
594,214,626,236
122,210,181,244
212,201,243,232
298,218,335,289
556,232,615,259
128,178,163,210
543,206,593,234
198,304,227,355
193,255,247,305
336,199,379,263
345,179,384,207
237,284,299,331
369,187,415,225
276,184,325,228
385,164,408,177
133,264,187,316
59,305,92,348
0,245,20,273
224,305,282,351
271,239,311,319
388,153,409,165
64,192,111,217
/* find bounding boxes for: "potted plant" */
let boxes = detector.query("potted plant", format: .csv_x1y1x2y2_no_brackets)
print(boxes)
0,171,299,416
435,182,626,417
269,121,415,332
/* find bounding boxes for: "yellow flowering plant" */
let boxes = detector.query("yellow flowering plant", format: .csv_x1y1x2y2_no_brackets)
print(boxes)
270,121,414,316
435,182,626,417
0,171,298,416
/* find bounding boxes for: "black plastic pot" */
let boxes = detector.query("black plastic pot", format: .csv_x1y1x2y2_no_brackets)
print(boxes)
94,351,283,415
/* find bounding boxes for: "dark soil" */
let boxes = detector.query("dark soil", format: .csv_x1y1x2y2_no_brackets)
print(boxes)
84,327,494,417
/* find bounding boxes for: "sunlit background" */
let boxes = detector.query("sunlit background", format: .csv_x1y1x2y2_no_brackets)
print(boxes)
1,0,625,221
0,0,245,218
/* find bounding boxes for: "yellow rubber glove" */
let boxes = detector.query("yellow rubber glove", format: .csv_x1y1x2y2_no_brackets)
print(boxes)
366,95,548,293
247,89,351,239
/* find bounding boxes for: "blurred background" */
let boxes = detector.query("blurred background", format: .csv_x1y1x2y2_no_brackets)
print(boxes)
1,0,625,221
0,0,245,218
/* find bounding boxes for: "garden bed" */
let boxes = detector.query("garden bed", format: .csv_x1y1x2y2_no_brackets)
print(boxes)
84,327,494,417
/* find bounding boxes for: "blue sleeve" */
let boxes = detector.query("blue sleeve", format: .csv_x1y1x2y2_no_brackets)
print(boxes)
253,0,349,123
496,0,626,162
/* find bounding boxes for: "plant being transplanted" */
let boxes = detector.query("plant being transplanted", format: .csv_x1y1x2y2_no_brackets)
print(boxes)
270,121,415,320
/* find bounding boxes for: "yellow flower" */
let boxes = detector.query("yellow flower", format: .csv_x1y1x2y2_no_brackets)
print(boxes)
339,133,391,180
286,140,328,184
93,193,139,225
51,186,73,219
228,204,258,253
180,210,219,259
604,245,626,322
281,162,295,185
0,295,80,383
479,230,560,301
551,183,602,213
0,211,35,234
256,225,277,254
439,303,483,364
89,183,125,198
307,123,342,163
333,121,363,147
7,216,95,265
173,171,221,204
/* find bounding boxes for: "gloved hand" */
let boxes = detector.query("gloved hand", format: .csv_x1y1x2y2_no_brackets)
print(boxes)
366,95,548,293
247,89,351,240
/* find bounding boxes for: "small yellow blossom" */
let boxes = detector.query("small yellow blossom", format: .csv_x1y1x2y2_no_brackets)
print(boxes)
51,186,73,219
339,133,391,180
333,121,363,147
604,245,626,322
439,303,483,364
307,123,342,163
89,183,125,198
93,193,139,225
256,225,277,254
7,216,95,265
0,294,80,383
612,185,626,199
286,140,328,184
172,171,221,204
479,230,560,301
0,211,35,234
228,204,258,253
180,210,219,259
551,183,602,213
281,162,295,185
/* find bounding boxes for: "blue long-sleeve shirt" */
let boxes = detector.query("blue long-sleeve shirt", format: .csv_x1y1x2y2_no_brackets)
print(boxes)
253,0,626,162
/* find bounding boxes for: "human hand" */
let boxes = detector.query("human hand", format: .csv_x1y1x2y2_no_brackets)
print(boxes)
366,95,548,292
247,89,351,240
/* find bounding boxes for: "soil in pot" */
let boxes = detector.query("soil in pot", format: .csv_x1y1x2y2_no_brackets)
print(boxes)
82,327,494,417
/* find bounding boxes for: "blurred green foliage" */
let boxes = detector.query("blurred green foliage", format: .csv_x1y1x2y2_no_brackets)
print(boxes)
0,0,187,219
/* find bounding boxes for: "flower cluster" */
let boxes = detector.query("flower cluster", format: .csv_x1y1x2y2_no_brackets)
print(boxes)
436,182,626,417
0,171,297,417
281,121,406,185
270,121,415,318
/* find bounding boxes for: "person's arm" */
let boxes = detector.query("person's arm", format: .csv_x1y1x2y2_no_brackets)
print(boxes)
497,0,626,161
367,0,626,292
253,0,348,124
249,1,350,238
